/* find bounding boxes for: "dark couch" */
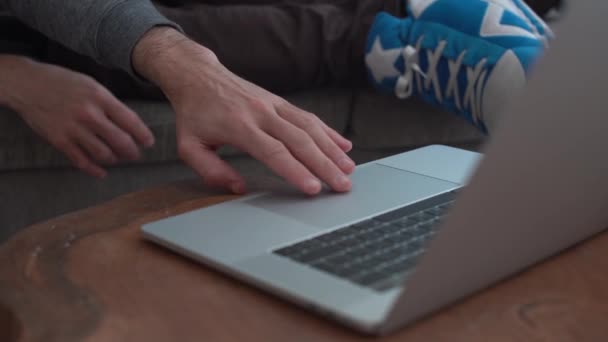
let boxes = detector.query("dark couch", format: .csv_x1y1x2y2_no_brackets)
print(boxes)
0,11,484,242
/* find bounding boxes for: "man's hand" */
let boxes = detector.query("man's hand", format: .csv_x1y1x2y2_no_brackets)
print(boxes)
133,28,355,195
0,56,155,178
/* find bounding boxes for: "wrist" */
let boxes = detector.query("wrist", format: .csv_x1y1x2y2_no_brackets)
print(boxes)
0,55,37,110
132,27,220,99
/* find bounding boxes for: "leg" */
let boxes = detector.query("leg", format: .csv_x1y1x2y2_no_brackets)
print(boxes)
46,0,401,97
363,0,553,133
155,0,401,92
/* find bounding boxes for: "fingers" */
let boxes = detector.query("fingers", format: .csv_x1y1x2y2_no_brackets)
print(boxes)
322,123,353,153
61,142,107,179
103,98,155,148
178,139,247,194
72,129,118,165
266,118,352,193
276,102,355,174
81,110,141,161
242,129,324,195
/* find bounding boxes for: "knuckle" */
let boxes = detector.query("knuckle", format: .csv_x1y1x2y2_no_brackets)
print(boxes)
316,131,337,149
86,81,108,99
260,141,288,161
202,169,225,185
177,140,196,160
248,98,272,113
117,107,138,121
75,107,99,125
73,158,89,171
299,113,319,127
64,121,80,134
98,150,113,162
231,117,253,133
274,98,291,109
50,136,69,150
321,157,336,172
291,130,315,150
120,135,136,148
91,86,106,100
78,73,97,85
110,135,131,152
232,120,259,141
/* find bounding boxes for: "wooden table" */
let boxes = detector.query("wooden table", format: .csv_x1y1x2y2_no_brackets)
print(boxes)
2,181,608,342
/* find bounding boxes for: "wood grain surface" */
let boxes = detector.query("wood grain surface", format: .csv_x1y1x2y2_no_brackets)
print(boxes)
1,180,608,342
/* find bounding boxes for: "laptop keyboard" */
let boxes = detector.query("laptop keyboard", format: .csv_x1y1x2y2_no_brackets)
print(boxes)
274,191,458,292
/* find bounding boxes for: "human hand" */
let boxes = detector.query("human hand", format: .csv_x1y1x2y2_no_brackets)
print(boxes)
0,56,155,178
133,28,355,195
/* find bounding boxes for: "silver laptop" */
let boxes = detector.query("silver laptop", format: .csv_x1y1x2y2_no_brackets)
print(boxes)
142,2,608,335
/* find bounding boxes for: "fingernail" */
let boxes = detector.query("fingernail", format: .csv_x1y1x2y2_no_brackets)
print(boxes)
335,175,351,190
342,140,353,151
304,179,322,194
230,182,246,194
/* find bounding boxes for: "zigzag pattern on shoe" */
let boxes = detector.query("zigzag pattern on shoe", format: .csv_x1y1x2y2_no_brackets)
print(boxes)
365,0,552,132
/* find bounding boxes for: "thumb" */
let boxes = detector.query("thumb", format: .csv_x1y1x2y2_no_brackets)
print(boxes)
179,140,247,194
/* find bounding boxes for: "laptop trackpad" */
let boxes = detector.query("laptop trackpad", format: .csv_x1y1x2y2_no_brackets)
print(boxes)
246,163,458,229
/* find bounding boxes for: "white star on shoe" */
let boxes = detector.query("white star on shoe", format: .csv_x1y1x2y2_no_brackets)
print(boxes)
365,37,402,83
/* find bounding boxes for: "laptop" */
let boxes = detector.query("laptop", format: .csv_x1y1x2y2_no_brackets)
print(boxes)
142,2,608,335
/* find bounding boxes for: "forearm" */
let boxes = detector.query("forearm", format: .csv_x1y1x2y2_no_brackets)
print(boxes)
3,0,180,76
0,54,36,110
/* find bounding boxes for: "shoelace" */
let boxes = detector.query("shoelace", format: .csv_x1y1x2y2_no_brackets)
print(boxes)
395,37,489,125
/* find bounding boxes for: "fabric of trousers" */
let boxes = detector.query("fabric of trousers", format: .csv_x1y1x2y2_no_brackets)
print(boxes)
153,0,402,94
41,0,556,98
43,0,400,98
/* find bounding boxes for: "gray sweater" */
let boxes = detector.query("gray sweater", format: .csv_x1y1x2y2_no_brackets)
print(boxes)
0,0,180,76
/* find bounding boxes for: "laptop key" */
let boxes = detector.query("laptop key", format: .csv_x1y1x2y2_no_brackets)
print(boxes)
275,245,303,257
273,190,459,292
375,224,399,236
339,224,367,237
371,271,410,291
325,253,354,266
416,221,435,234
352,219,383,230
392,218,418,229
425,206,443,216
391,229,417,242
375,207,414,222
412,211,435,223
332,239,356,252
353,270,387,286
291,246,338,263
402,239,424,253
296,238,327,251
313,260,361,277
323,229,352,243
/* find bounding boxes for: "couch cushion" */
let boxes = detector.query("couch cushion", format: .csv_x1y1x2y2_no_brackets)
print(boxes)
348,89,484,149
0,88,352,171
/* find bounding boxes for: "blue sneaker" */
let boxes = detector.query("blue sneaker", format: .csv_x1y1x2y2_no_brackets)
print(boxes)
364,0,552,133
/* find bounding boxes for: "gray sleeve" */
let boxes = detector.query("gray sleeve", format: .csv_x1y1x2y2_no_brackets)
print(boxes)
2,0,182,77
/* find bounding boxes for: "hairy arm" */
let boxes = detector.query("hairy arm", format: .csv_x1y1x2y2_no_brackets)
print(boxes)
131,28,355,195
2,0,180,76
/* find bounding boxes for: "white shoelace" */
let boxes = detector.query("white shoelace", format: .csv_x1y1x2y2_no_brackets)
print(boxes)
395,37,489,125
